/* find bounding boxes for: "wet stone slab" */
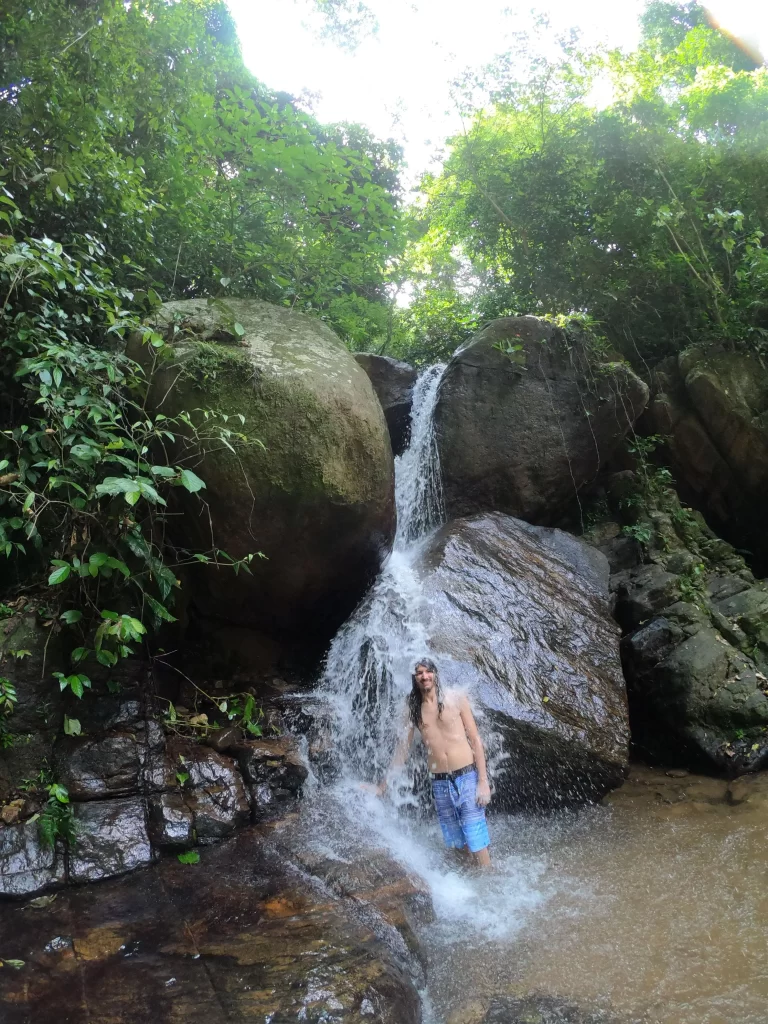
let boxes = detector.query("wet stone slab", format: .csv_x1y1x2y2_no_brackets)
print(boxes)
0,828,421,1024
69,797,154,883
0,818,65,897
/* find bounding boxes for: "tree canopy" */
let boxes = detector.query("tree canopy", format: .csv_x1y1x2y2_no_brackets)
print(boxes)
1,0,403,339
392,4,768,364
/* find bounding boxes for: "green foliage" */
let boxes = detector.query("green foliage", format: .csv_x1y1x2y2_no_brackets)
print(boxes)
0,677,18,748
0,223,256,700
177,849,200,864
621,522,654,546
38,782,76,850
679,561,707,602
411,6,768,364
0,957,25,969
163,683,263,737
0,0,403,344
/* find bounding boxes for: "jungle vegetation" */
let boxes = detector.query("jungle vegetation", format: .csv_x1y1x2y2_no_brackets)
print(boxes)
0,0,765,741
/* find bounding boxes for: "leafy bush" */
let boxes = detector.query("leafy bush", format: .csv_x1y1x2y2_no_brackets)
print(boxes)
0,219,255,728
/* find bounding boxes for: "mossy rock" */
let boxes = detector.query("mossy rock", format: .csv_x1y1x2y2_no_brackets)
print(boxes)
134,299,395,648
646,344,768,571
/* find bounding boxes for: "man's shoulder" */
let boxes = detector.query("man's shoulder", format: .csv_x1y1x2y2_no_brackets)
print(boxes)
442,687,468,708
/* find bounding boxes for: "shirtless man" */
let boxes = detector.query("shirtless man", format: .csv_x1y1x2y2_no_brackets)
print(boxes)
379,658,491,867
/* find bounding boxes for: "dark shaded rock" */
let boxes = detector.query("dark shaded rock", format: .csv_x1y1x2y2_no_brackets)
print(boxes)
354,352,417,455
69,797,153,883
613,545,768,771
0,829,421,1024
0,605,67,800
166,738,250,841
0,818,65,897
612,564,681,631
643,347,768,572
706,574,752,602
714,584,768,644
416,513,629,808
435,316,649,523
134,298,395,654
680,346,768,501
235,735,308,816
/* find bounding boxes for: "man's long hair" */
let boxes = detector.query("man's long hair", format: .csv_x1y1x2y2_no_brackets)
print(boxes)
408,658,444,729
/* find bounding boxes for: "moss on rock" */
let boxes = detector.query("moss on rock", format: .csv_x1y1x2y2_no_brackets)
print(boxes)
133,299,395,650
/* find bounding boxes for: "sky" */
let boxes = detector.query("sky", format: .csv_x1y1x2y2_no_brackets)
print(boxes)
228,0,768,182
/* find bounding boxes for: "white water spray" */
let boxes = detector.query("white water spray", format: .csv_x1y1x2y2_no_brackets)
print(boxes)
317,364,447,783
303,363,550,993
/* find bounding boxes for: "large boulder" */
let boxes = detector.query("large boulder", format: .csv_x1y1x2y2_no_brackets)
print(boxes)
587,476,768,773
137,299,395,648
354,353,417,455
416,513,630,808
643,345,768,572
434,316,649,523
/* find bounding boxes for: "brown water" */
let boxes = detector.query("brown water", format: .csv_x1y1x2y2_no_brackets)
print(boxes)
417,769,768,1024
2,769,767,1023
290,768,768,1024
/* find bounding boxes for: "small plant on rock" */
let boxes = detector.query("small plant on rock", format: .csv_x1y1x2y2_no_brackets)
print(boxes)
37,782,76,850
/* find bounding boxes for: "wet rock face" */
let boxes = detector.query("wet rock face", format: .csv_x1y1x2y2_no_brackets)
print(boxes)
1,688,305,895
644,346,768,573
417,513,630,808
135,299,395,653
434,316,649,524
235,735,309,817
0,829,422,1024
69,798,153,883
354,353,417,456
0,818,65,896
55,703,165,800
588,484,768,773
165,738,251,841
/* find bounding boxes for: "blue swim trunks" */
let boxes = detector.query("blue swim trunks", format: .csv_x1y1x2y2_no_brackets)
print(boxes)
431,767,490,853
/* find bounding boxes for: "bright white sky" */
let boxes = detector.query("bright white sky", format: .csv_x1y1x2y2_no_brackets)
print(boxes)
228,0,768,181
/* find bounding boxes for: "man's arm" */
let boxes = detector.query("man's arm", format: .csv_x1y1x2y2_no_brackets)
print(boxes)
377,724,414,795
459,694,491,807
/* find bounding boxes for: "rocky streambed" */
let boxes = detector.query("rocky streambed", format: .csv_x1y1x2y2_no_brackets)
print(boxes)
3,767,768,1024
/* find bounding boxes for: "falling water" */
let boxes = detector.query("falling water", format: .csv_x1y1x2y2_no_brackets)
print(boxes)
294,365,768,1024
317,363,447,784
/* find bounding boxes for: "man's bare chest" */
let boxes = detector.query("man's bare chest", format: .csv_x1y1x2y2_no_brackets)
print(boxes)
420,704,464,739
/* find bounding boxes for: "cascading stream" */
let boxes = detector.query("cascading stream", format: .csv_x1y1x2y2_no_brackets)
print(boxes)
316,363,447,784
290,364,768,1024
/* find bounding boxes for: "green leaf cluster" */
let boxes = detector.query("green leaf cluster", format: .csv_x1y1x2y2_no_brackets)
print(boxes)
0,0,403,343
406,4,768,363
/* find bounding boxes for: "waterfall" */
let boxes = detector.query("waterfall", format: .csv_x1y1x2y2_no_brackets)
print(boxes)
316,363,447,785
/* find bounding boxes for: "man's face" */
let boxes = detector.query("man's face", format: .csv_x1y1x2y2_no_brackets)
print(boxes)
414,663,435,694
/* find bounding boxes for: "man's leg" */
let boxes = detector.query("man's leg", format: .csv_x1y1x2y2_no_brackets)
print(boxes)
472,845,491,868
457,770,491,868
